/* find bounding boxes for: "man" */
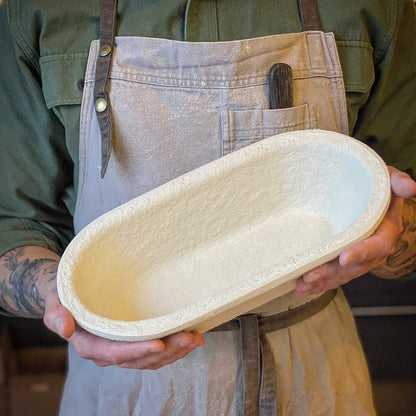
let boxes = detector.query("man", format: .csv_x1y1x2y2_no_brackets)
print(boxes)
1,0,415,414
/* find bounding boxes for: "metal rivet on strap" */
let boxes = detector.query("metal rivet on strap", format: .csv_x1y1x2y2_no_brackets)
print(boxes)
95,98,108,112
99,43,112,57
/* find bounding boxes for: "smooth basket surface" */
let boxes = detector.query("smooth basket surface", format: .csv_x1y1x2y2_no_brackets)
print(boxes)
57,129,390,340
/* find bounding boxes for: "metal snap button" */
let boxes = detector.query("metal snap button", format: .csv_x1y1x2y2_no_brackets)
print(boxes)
95,98,108,112
99,43,112,57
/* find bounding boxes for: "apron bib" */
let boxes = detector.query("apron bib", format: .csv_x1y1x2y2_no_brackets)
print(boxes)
61,1,375,415
74,30,349,233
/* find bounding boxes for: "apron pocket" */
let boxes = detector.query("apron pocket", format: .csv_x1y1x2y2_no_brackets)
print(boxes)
221,103,317,155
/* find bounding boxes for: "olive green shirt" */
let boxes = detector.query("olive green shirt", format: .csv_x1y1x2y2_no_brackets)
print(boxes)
0,0,415,257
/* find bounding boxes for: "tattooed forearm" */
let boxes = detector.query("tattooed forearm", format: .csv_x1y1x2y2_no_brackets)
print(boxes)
0,247,59,318
372,198,416,279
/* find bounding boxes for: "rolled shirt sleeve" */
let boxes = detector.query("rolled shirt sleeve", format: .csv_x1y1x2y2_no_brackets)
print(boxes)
0,1,75,257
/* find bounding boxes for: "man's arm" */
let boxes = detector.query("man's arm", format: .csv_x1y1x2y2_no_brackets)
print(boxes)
0,246,60,318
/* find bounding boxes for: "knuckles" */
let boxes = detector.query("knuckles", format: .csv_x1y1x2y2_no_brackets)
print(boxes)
117,361,162,370
380,243,393,260
75,348,93,361
92,360,111,368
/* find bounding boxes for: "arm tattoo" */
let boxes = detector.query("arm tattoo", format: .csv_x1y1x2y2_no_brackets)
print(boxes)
373,198,416,279
0,247,58,318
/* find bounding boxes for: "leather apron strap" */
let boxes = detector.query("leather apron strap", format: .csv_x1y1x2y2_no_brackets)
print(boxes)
94,0,118,177
211,289,338,416
297,0,322,31
94,0,321,178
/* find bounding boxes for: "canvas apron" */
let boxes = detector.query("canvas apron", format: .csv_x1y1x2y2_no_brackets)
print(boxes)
60,0,376,415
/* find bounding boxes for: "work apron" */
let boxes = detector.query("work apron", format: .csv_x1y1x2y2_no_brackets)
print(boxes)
60,0,376,415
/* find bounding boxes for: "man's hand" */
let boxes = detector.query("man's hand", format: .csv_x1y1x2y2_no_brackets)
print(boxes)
43,288,205,370
296,167,416,297
0,245,205,370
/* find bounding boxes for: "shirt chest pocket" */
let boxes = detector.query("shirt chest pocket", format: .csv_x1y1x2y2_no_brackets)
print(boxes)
336,41,375,133
39,54,88,166
221,103,317,155
39,54,87,111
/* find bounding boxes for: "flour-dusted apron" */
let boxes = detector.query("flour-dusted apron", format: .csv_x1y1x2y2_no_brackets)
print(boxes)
60,1,376,415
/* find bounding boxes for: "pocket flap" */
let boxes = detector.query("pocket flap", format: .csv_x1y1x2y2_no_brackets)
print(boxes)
39,53,88,109
336,41,375,93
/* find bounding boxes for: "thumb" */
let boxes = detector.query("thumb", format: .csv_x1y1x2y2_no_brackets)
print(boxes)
389,168,416,199
44,290,76,340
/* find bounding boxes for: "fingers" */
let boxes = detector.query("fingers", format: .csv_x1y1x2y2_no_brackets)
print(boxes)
43,289,205,370
296,214,398,296
339,219,399,268
117,331,205,370
44,290,76,339
68,327,165,366
296,225,396,296
296,166,415,297
296,258,351,296
339,168,408,267
69,329,204,370
389,168,416,199
296,255,374,297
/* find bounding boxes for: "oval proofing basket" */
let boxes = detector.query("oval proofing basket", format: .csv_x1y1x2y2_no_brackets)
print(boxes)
57,129,391,341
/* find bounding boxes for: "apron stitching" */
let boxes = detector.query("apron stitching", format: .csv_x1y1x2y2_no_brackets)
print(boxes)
106,68,342,81
86,72,343,87
74,77,93,221
107,77,267,89
219,111,227,156
225,119,315,134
